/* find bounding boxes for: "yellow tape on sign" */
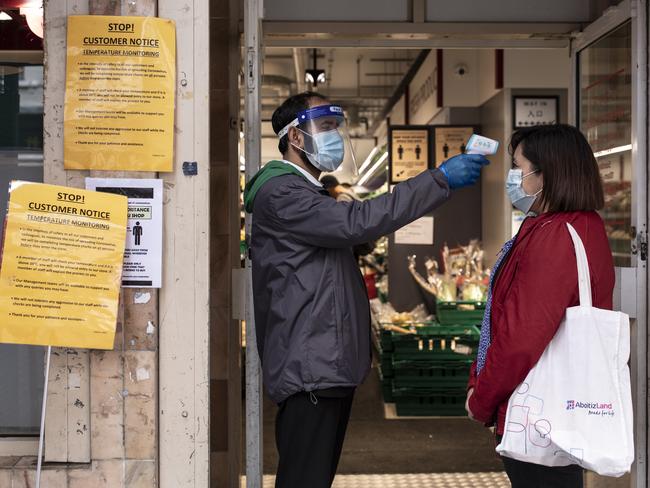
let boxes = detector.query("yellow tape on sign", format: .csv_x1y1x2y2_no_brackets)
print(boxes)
64,15,176,171
0,182,127,349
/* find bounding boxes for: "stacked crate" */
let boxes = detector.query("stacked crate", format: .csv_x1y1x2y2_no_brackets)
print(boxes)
374,301,485,416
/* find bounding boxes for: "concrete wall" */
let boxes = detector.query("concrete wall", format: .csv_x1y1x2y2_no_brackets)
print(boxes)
479,91,510,268
478,50,499,106
439,48,569,110
442,50,481,107
504,49,570,89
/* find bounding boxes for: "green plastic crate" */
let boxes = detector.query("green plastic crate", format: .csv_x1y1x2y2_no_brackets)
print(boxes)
393,387,468,417
392,359,473,389
436,301,486,327
378,321,437,352
379,372,394,403
391,325,480,360
379,354,394,378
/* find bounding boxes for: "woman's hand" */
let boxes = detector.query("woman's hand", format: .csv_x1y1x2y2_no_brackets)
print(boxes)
465,388,476,421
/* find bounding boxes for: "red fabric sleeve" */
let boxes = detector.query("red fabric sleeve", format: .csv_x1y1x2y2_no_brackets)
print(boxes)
468,221,579,423
467,361,477,392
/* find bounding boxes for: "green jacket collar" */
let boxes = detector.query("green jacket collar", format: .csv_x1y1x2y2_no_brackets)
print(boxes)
243,160,310,213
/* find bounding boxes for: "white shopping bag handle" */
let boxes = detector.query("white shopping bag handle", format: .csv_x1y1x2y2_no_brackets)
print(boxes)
566,223,592,308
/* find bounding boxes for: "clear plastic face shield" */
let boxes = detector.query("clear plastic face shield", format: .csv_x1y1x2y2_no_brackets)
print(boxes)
278,104,358,175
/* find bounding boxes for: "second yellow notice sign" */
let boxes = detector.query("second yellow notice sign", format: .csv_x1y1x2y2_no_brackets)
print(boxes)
64,15,176,171
0,182,127,350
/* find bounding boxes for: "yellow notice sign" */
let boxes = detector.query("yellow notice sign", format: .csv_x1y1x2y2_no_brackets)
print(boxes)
434,127,473,167
0,182,127,349
390,128,429,183
64,15,176,171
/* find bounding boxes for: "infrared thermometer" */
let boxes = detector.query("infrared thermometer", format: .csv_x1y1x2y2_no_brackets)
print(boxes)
465,134,499,156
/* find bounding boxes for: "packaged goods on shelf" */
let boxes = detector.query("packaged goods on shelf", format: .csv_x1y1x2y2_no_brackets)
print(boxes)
407,239,489,327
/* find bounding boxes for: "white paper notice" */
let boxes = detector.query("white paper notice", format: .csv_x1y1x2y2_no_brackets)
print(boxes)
86,178,163,288
394,216,434,245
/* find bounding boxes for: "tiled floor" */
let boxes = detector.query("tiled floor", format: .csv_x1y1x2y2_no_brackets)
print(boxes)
242,472,511,487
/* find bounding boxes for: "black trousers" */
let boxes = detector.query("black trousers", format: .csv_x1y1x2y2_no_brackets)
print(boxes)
502,456,584,488
275,389,354,488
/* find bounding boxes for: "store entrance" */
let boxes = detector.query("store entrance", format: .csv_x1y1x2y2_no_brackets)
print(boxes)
252,45,570,482
242,1,649,486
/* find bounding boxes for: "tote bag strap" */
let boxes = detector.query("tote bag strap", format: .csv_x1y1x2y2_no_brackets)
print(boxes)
566,223,593,308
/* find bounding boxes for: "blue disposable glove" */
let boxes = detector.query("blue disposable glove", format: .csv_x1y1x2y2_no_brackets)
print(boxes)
439,153,490,189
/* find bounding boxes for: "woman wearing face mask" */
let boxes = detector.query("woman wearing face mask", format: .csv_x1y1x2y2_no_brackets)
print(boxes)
465,124,614,488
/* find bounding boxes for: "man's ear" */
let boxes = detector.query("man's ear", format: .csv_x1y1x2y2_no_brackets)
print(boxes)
288,126,303,149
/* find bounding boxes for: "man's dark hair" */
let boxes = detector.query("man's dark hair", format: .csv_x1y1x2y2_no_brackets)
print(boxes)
508,124,604,212
320,175,340,189
272,91,328,155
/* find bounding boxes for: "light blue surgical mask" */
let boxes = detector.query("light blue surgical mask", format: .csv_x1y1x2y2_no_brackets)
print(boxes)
306,129,345,172
506,169,542,214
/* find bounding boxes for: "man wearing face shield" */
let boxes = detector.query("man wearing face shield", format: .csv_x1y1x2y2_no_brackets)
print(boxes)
244,92,489,488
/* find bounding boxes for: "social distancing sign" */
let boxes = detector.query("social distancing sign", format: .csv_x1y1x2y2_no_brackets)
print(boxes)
0,182,127,349
86,178,163,288
389,128,429,183
64,15,176,171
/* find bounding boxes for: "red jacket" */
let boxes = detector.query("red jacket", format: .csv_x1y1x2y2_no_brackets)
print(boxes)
467,211,615,434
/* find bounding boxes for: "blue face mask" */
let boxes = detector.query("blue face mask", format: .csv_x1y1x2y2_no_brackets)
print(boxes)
506,169,542,214
306,129,345,172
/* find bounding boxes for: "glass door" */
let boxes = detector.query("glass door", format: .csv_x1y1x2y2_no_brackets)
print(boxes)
572,1,648,486
579,21,633,266
0,64,45,438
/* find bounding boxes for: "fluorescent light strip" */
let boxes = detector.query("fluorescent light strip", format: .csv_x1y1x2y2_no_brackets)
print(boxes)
357,147,379,175
593,144,632,158
357,152,388,186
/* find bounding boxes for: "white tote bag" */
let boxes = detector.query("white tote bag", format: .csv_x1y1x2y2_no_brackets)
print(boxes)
496,223,634,477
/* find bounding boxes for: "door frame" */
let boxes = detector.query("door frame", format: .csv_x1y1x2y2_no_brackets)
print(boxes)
243,2,650,487
569,1,649,486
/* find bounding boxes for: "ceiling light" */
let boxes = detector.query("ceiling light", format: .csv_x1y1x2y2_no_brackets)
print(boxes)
0,11,11,21
357,152,388,186
357,147,379,174
593,144,632,158
304,48,326,87
20,6,43,38
304,69,326,85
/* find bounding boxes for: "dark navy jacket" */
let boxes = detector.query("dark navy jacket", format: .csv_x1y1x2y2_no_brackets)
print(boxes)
251,169,450,403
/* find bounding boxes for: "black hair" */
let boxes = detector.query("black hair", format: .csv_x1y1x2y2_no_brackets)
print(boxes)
508,124,604,212
271,91,328,155
320,175,340,189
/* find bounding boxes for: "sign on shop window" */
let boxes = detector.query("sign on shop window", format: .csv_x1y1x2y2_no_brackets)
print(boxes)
513,96,559,129
0,182,127,349
86,178,163,288
433,126,474,166
395,216,434,245
64,15,176,171
389,127,430,183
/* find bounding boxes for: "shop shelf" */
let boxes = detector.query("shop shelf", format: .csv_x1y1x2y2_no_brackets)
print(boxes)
436,301,486,327
392,358,473,389
393,387,468,417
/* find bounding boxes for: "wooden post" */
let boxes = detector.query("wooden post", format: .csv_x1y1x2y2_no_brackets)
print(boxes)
43,0,92,464
158,0,211,486
43,0,160,470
